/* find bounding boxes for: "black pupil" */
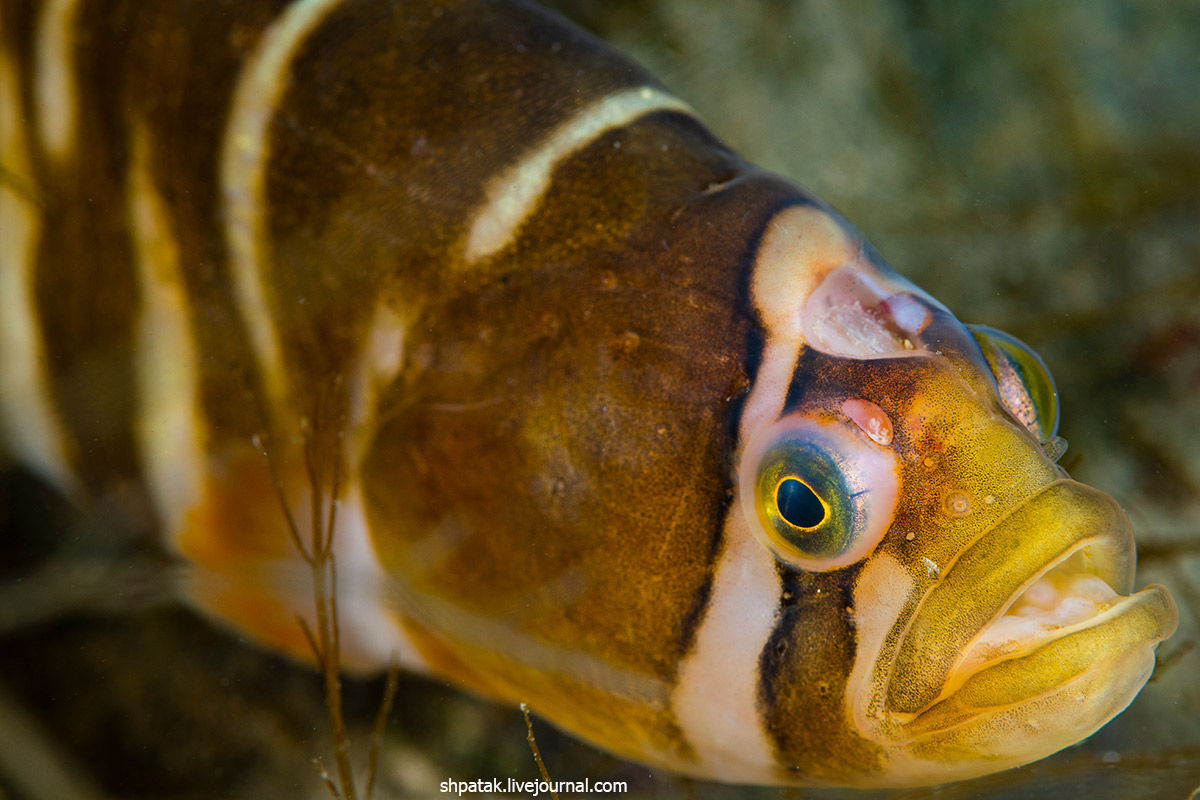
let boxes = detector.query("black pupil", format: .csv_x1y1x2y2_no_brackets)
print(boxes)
776,478,826,528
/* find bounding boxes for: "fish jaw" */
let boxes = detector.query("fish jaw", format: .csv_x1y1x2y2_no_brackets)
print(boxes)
847,479,1178,787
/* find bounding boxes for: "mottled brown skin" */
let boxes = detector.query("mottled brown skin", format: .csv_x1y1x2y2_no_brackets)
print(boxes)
3,0,838,771
255,0,833,766
358,177,794,760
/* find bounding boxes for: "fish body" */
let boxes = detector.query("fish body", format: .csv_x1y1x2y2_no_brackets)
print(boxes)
0,0,1178,788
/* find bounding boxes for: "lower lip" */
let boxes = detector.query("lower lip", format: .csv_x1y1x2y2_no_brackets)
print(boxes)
910,581,1177,735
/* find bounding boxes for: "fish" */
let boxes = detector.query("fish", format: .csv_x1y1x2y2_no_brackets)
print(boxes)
0,0,1179,789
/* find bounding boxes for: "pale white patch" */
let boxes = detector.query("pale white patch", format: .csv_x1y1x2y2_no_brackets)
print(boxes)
345,301,407,467
33,0,82,165
127,118,206,536
672,205,860,780
672,506,783,783
0,47,78,493
222,0,349,413
750,204,859,349
463,86,694,263
802,266,939,359
844,552,912,747
329,483,428,673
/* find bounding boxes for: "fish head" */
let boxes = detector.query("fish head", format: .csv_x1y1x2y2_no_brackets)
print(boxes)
735,203,1178,786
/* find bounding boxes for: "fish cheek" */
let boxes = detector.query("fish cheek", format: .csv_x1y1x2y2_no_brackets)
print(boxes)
757,565,885,782
357,267,756,764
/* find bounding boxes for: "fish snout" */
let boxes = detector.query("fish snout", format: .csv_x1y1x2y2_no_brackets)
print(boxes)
881,478,1177,756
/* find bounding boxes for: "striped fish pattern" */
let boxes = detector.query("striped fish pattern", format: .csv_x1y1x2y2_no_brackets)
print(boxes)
0,0,1179,788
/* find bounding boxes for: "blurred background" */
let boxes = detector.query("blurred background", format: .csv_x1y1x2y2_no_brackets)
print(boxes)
2,1,1198,798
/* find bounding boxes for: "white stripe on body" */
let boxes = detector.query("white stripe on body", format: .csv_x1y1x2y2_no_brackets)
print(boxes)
0,42,79,494
335,301,427,671
221,0,351,416
463,85,694,263
127,117,207,536
217,0,432,674
327,482,430,673
671,204,862,781
33,0,83,166
344,301,407,469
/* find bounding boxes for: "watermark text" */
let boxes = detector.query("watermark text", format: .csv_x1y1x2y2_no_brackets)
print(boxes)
440,778,627,796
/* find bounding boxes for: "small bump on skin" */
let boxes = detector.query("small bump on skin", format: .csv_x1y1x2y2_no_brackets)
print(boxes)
616,330,640,354
842,397,893,446
943,491,971,517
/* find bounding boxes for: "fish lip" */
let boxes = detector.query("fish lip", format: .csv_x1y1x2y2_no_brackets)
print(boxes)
881,479,1176,723
900,580,1178,741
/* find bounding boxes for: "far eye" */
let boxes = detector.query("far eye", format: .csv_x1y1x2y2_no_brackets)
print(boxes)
740,417,898,572
969,325,1060,442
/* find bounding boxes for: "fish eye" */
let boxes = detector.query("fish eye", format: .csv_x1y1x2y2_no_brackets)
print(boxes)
740,417,898,572
776,477,828,528
968,325,1060,442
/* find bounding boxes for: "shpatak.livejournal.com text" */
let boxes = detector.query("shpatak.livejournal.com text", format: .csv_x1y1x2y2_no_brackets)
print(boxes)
440,778,628,796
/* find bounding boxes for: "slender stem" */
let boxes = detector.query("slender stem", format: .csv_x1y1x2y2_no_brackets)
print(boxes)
521,703,559,800
365,655,401,800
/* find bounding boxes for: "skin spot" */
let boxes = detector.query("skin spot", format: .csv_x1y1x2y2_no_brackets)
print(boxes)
724,370,751,402
538,312,561,338
943,491,971,517
842,397,893,446
616,330,640,354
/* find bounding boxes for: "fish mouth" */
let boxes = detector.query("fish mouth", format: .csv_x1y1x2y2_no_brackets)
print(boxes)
884,479,1178,744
